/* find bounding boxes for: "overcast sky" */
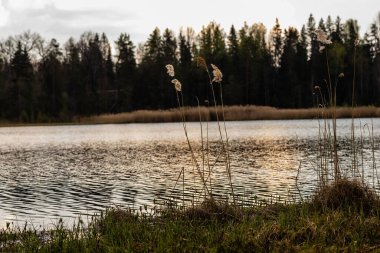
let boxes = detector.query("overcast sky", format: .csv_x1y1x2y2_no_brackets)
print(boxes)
0,0,379,45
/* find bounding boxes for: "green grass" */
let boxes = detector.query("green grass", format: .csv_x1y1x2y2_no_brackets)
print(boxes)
1,181,380,252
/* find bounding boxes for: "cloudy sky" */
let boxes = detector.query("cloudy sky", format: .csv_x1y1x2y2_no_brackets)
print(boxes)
0,0,379,45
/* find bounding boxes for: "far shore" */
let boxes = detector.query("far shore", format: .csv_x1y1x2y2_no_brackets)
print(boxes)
1,105,380,127
69,105,380,124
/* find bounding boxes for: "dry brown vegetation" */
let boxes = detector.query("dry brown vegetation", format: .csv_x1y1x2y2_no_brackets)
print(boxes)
311,179,380,214
79,105,380,124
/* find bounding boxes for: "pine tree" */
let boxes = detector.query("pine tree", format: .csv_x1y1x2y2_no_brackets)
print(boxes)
78,32,106,114
226,25,241,104
279,27,300,107
38,38,63,119
63,37,85,117
326,15,334,36
162,29,177,64
10,41,35,121
369,13,380,104
238,22,253,104
178,29,196,107
269,18,283,69
179,30,192,65
198,24,213,61
331,16,344,43
115,33,136,111
143,28,163,63
299,25,312,107
269,18,284,106
139,28,165,109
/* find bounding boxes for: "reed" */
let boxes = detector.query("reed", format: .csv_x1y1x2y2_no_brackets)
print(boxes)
78,105,380,124
196,58,235,204
317,28,340,181
165,65,210,199
351,40,358,177
165,59,237,205
312,29,379,198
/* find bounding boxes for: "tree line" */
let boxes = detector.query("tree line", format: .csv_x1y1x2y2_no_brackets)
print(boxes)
0,13,380,122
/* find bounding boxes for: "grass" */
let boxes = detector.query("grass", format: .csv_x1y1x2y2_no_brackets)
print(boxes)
79,105,380,124
2,180,380,252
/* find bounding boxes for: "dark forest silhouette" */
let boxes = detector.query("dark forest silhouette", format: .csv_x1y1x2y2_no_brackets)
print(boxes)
0,13,380,122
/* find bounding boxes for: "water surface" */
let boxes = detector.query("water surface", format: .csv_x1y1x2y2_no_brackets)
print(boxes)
0,119,379,227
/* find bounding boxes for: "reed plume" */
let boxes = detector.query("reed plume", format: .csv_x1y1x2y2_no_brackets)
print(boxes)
165,64,210,199
316,29,340,182
197,57,235,204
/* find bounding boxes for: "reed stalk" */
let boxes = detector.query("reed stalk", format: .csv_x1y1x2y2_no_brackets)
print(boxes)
176,91,210,197
325,49,339,181
205,100,212,196
204,61,236,204
351,43,357,177
360,120,365,183
219,83,235,202
195,96,208,199
167,59,235,204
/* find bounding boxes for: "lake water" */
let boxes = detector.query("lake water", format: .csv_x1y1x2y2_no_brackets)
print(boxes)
0,119,379,227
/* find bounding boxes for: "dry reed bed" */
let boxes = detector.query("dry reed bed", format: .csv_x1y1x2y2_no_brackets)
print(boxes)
81,106,380,124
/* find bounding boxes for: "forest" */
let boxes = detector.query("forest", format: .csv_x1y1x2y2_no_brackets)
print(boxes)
0,13,379,122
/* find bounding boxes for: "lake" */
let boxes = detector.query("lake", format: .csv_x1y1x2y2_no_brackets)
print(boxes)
0,118,379,227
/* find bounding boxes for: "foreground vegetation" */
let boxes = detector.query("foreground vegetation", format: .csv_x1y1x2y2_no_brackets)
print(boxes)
1,180,380,252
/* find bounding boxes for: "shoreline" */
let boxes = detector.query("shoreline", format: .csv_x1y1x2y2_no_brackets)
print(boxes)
0,105,379,127
81,105,380,124
2,181,380,251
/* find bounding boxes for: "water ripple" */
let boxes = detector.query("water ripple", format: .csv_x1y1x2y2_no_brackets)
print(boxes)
0,119,379,227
